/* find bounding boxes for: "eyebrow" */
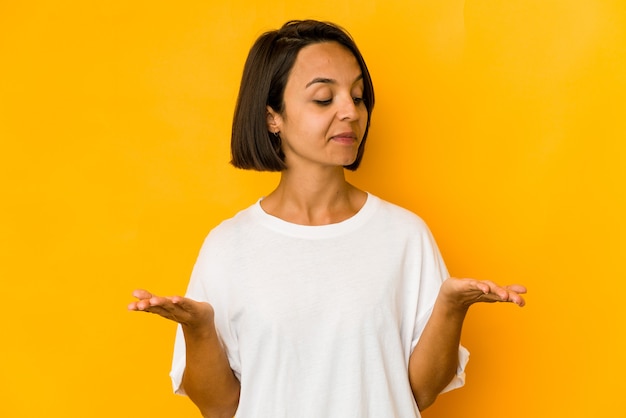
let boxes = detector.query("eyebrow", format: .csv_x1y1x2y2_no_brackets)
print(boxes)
305,74,363,88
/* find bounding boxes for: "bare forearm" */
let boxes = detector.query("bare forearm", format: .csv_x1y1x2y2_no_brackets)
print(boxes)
181,324,240,418
408,298,467,410
408,277,527,410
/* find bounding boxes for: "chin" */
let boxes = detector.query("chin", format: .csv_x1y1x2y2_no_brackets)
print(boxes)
338,157,357,167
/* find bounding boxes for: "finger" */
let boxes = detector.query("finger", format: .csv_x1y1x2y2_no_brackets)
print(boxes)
485,287,526,307
132,289,154,300
133,296,170,311
134,299,152,311
467,280,491,295
169,296,195,310
477,292,506,303
505,284,527,294
507,291,526,307
146,295,178,309
171,295,185,304
144,298,198,323
477,280,509,300
134,297,181,316
139,305,181,320
498,284,527,306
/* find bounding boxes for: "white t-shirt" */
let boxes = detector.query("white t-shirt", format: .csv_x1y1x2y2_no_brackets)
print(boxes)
171,193,469,417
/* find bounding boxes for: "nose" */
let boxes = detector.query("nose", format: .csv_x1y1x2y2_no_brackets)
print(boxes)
337,95,360,121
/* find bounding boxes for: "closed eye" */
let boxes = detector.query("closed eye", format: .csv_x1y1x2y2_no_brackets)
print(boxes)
314,99,333,106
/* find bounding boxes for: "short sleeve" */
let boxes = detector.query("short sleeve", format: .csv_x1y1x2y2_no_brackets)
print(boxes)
170,324,187,395
169,258,208,395
409,222,470,394
169,233,242,395
441,345,470,393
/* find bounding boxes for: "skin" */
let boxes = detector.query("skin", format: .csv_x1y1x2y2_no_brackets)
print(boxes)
408,279,526,410
128,290,240,418
129,41,527,415
263,41,369,225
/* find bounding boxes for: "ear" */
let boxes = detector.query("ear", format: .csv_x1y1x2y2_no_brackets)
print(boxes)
266,105,282,134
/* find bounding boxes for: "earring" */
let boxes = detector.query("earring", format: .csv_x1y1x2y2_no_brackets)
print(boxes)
271,131,282,153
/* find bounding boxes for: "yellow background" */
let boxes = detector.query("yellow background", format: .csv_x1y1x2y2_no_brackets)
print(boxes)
2,1,625,417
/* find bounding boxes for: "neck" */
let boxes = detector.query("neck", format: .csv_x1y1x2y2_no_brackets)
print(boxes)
261,167,366,226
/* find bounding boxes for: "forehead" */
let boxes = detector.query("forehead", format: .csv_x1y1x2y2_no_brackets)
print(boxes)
288,42,362,84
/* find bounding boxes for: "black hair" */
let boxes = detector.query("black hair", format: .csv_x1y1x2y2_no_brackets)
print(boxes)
230,19,375,171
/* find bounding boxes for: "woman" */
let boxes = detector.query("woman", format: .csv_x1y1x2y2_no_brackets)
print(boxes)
128,20,526,418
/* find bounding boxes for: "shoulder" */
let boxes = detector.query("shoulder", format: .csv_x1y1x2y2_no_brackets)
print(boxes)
368,194,430,232
201,200,261,247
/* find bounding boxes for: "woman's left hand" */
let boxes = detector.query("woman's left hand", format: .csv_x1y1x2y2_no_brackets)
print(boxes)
439,277,527,312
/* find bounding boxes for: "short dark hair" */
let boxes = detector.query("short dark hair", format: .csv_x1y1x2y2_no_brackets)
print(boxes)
230,20,375,171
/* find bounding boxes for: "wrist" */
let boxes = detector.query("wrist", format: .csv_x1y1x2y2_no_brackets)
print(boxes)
435,294,470,319
181,320,217,341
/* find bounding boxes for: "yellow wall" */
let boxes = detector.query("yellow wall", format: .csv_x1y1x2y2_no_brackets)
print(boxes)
2,1,625,417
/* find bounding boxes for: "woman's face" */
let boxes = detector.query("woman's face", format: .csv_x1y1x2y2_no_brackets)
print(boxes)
267,41,368,171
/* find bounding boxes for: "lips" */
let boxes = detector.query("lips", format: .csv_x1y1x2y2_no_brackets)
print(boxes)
330,131,357,144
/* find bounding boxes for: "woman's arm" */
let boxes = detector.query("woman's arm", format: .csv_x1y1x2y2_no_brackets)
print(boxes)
408,279,526,411
129,289,240,418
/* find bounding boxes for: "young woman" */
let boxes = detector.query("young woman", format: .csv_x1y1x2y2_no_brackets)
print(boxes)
128,20,526,418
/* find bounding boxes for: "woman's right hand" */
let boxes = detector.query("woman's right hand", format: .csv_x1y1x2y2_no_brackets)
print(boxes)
128,289,214,329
